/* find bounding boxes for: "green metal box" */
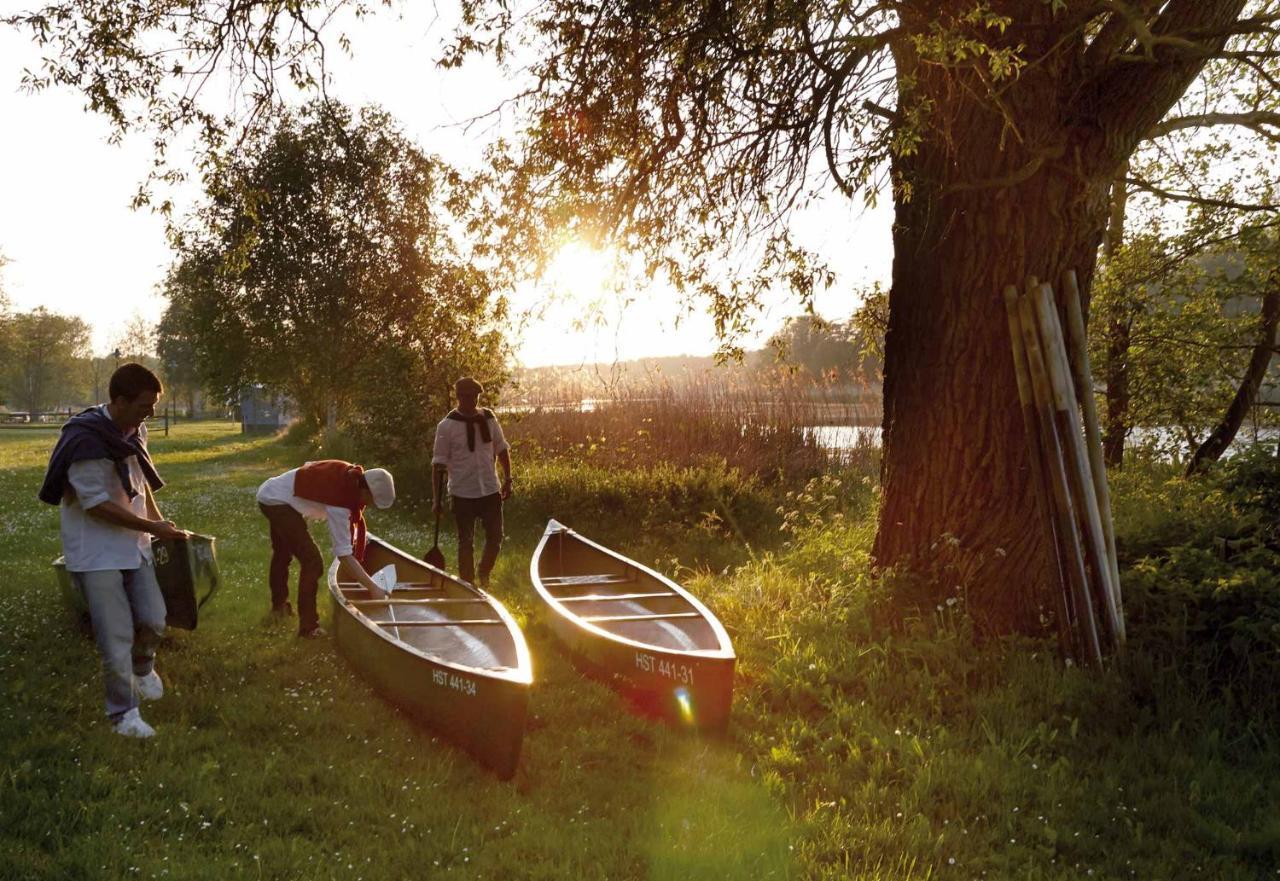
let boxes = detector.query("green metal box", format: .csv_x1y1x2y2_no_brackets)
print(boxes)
54,533,220,632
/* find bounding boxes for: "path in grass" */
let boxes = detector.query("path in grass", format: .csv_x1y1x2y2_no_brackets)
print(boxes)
0,422,792,880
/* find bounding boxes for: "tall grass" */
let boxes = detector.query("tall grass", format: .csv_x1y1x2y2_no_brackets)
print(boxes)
505,372,880,483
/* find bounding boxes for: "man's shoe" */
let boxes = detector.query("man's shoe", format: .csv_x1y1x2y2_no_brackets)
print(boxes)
112,708,156,738
271,601,294,617
298,626,328,639
135,670,164,701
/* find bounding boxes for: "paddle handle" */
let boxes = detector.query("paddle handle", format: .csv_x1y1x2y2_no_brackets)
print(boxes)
432,468,444,547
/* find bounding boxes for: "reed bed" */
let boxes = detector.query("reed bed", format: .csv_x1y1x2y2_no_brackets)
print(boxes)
504,372,881,481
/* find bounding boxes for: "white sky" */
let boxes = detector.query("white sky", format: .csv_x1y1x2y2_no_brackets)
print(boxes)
0,8,892,368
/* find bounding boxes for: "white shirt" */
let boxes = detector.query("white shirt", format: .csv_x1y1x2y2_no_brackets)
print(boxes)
60,419,155,572
432,412,509,499
256,467,356,556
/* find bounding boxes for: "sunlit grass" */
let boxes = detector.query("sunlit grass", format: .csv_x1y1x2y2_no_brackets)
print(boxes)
0,421,792,880
2,420,1277,879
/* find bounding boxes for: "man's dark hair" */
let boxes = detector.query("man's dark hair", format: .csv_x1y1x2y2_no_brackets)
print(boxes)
108,363,163,402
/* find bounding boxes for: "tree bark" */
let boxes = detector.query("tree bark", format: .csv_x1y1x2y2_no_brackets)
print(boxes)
1185,284,1280,475
875,56,1113,633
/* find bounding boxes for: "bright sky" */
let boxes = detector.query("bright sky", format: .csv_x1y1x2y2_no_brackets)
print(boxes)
0,8,892,368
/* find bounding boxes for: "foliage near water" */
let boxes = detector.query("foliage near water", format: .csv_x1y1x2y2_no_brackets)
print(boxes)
1,421,1278,879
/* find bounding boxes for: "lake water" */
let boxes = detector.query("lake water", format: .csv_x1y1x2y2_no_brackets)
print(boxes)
806,423,1280,460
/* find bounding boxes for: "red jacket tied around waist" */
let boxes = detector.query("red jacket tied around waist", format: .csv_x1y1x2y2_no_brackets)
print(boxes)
294,460,368,561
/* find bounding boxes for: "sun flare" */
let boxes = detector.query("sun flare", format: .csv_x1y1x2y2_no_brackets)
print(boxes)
542,240,619,302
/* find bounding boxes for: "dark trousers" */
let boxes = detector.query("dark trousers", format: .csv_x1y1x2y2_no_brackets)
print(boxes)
259,502,324,632
452,493,503,585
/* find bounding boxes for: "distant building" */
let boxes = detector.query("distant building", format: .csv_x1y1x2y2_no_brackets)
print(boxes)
240,386,293,435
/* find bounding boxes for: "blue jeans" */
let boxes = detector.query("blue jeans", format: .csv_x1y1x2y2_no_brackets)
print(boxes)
74,562,166,720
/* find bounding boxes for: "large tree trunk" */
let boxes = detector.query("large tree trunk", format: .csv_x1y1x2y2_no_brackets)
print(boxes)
875,190,1113,631
875,152,1113,631
871,1,1243,634
1185,285,1280,475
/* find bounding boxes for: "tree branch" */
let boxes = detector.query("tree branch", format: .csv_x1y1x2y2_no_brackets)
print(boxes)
1087,0,1251,167
1125,175,1280,212
1147,110,1280,140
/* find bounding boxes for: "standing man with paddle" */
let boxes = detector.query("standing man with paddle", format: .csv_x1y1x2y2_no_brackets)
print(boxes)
432,377,513,588
256,460,396,638
39,363,190,738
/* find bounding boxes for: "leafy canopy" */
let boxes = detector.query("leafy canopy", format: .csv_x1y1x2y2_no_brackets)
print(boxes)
163,99,506,441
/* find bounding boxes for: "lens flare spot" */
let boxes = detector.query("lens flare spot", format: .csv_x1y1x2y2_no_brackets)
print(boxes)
675,687,695,725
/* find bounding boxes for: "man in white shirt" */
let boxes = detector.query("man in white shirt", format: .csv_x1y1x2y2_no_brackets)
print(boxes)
432,377,513,588
39,363,189,738
256,459,396,637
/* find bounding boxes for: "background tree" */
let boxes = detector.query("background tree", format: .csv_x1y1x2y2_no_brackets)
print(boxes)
154,293,205,415
164,99,506,435
1092,216,1280,466
0,253,12,405
11,1,1280,634
758,314,882,385
5,307,91,415
113,312,157,362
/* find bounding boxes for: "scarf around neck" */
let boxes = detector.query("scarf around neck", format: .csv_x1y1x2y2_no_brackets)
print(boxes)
447,408,494,452
39,405,164,506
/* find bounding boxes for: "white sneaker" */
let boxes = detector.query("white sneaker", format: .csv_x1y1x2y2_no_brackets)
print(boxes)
135,670,164,701
112,708,156,738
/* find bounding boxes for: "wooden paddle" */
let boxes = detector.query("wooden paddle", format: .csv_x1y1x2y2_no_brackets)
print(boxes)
425,468,446,570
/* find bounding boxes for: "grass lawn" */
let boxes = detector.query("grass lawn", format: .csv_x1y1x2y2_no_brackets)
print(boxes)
2,421,1278,880
0,422,790,880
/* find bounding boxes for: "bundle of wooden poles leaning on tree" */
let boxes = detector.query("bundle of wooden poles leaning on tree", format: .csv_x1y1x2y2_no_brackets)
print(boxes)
1003,271,1125,668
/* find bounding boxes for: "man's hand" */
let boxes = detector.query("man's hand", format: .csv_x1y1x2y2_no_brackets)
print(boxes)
500,476,513,501
150,520,188,541
432,499,444,515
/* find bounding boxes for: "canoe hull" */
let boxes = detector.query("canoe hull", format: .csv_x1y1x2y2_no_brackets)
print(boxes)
532,521,736,732
547,610,736,731
53,533,220,633
330,596,529,778
327,537,532,780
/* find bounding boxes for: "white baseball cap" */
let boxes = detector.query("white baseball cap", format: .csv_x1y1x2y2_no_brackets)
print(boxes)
364,468,395,509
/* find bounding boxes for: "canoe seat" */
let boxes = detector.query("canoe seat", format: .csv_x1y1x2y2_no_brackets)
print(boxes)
385,619,505,627
582,611,702,624
339,582,444,597
541,574,634,586
559,591,678,604
351,597,488,606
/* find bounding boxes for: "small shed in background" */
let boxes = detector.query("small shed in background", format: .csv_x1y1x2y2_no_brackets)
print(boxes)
240,386,293,435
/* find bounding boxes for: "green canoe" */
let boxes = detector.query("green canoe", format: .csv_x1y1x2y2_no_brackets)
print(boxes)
54,533,220,632
328,534,532,779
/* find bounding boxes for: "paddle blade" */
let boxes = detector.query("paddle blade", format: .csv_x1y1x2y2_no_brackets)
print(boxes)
424,545,446,570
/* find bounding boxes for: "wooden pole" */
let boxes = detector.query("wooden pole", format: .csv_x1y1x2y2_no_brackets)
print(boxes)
1017,285,1102,667
1004,285,1073,660
1033,283,1120,652
1062,270,1125,643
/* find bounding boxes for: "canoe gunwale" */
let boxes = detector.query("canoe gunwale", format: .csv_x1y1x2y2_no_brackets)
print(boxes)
327,534,532,685
529,521,735,661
